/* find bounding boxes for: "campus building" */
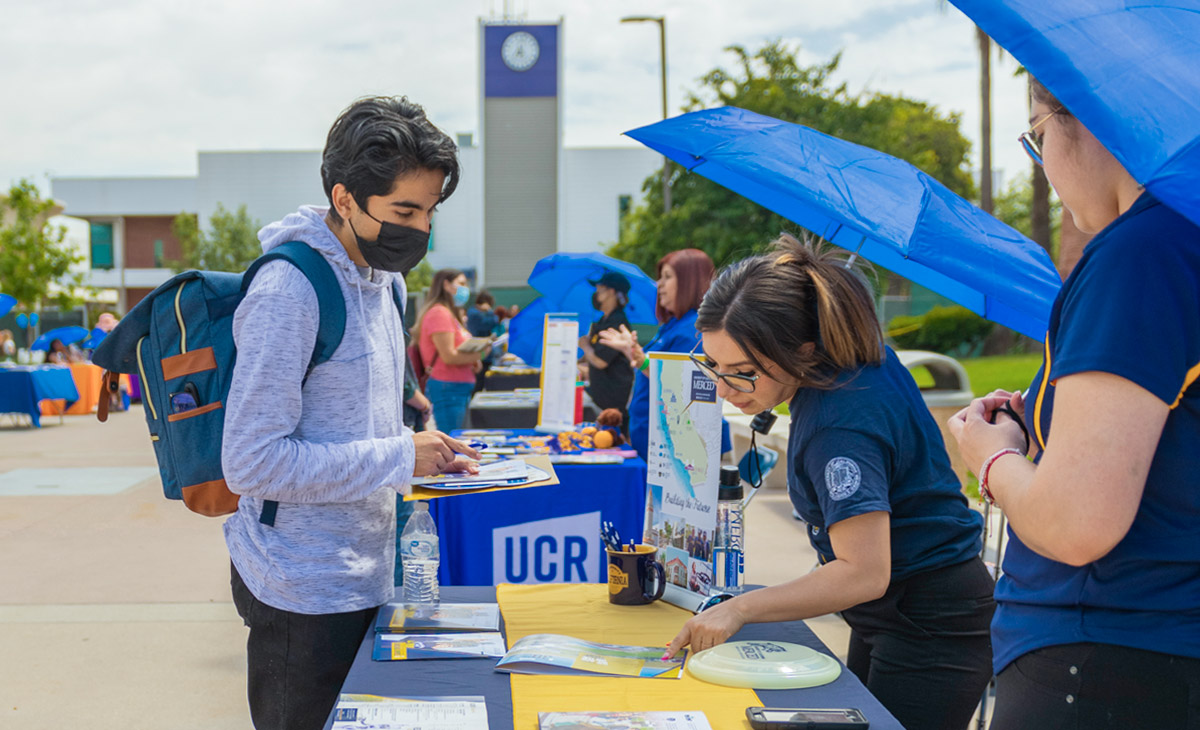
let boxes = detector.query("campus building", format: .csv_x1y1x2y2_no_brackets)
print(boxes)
50,20,661,312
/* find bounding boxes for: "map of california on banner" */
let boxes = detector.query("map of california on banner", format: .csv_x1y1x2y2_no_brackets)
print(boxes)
643,353,722,604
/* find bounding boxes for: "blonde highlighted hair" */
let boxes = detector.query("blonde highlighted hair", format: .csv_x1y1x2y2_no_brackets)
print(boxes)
696,233,883,388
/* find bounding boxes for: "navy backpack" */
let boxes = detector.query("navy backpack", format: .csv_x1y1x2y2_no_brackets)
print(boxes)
93,241,403,525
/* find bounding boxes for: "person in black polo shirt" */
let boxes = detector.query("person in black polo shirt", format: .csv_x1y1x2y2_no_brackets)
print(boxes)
578,271,634,429
666,234,994,730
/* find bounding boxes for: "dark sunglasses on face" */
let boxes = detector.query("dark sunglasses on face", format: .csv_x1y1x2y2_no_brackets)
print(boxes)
1018,106,1063,166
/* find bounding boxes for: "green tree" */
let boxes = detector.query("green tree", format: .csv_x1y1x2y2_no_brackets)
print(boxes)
405,259,435,299
170,203,262,273
0,179,86,314
992,173,1061,260
609,41,977,273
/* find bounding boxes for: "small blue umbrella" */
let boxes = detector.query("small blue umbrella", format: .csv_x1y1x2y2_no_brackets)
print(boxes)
81,327,108,349
625,107,1062,340
527,252,660,326
0,294,15,319
30,325,90,351
951,1,1200,230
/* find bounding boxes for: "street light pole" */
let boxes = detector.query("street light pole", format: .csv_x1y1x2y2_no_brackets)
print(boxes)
621,15,671,212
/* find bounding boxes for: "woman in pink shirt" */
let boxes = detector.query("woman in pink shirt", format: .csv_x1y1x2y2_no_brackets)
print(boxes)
415,268,483,431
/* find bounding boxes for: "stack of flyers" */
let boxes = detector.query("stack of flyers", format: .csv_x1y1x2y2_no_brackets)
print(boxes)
332,694,488,730
372,632,507,661
374,602,501,633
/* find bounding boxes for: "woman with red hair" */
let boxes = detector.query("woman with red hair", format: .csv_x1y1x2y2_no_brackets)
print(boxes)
600,248,730,460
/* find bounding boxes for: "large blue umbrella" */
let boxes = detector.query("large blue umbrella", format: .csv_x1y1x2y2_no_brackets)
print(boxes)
625,107,1062,340
527,252,660,326
30,325,90,351
951,1,1200,229
505,298,592,368
0,294,15,319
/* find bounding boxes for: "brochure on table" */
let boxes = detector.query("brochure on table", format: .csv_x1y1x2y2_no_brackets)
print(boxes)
405,455,560,501
332,694,488,729
536,313,579,433
373,602,501,633
372,632,507,661
642,353,723,613
495,633,687,679
539,711,714,730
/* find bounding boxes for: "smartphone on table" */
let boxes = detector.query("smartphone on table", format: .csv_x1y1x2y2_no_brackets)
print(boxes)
746,707,869,730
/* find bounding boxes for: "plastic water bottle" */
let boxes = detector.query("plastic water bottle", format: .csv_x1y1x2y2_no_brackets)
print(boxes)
400,501,440,603
712,465,745,594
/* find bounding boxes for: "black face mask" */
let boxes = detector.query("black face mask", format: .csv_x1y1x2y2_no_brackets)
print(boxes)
592,292,603,309
349,208,430,274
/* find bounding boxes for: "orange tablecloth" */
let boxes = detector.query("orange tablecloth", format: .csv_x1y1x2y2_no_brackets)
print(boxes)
39,363,127,416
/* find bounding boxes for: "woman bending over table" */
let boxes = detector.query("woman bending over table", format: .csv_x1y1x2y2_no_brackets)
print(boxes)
667,235,994,730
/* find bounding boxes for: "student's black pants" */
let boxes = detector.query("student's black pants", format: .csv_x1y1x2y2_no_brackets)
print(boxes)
842,556,996,730
990,642,1200,729
231,564,376,730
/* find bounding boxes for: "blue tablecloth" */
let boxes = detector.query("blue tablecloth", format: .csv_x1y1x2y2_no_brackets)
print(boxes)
432,432,648,586
325,586,904,730
0,366,80,427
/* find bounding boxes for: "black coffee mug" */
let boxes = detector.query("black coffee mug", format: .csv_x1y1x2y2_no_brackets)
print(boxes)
607,544,666,605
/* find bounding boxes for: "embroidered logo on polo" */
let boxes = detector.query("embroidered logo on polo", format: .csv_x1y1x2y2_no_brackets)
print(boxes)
824,457,861,501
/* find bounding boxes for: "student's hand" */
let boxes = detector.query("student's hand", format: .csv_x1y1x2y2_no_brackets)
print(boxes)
664,598,748,659
411,431,481,477
948,391,1028,475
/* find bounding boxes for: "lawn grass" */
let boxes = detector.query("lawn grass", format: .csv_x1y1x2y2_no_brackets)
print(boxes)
909,352,1043,397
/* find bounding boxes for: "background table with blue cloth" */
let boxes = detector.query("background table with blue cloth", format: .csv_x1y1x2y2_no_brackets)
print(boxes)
0,366,80,428
431,431,647,586
324,586,904,730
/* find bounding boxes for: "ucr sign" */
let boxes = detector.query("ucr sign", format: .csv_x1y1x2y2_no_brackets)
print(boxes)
492,511,601,584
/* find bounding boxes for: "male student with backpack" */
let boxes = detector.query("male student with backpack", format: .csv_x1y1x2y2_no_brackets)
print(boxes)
220,96,479,730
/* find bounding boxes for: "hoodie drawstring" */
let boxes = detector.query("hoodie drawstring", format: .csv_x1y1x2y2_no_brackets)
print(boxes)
353,275,376,441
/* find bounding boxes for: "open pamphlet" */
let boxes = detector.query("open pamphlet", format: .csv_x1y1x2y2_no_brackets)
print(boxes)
539,711,714,730
495,634,687,679
332,694,488,730
374,602,501,633
458,336,494,353
410,459,550,490
372,632,507,661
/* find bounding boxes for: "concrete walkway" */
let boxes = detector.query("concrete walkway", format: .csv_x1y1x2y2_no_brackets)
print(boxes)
0,406,850,729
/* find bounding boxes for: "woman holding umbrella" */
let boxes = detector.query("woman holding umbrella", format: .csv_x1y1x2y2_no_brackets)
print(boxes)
949,78,1200,728
578,271,634,428
665,235,993,730
598,248,730,460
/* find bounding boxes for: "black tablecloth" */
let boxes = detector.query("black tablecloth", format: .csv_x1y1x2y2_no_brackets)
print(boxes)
484,371,541,391
469,402,598,429
326,586,903,730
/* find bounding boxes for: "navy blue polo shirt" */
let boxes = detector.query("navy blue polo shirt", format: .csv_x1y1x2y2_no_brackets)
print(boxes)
628,309,732,460
993,192,1200,673
787,347,982,582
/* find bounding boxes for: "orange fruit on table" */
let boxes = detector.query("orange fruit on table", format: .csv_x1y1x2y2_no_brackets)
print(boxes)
594,430,614,449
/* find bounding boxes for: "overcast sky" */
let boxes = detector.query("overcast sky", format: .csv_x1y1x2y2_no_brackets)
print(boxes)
2,0,1033,200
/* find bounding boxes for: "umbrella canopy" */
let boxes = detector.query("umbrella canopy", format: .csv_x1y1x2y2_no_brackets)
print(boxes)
506,298,594,369
30,325,90,351
81,327,108,349
0,294,15,319
951,0,1200,229
527,252,660,326
625,107,1062,341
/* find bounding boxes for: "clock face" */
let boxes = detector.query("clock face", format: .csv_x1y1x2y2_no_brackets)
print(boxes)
501,31,540,72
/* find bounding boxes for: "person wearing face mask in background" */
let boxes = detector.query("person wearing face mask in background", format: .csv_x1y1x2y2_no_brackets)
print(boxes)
221,96,480,730
578,271,634,430
414,268,484,432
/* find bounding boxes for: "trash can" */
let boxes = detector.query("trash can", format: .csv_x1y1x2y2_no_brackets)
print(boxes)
896,350,974,484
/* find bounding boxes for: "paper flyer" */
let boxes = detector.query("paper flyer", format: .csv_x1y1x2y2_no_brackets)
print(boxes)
372,632,507,661
331,694,488,730
373,602,501,633
539,711,714,730
537,313,579,432
495,633,686,679
643,353,722,608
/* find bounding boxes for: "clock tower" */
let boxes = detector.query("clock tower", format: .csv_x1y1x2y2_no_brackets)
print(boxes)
480,20,562,286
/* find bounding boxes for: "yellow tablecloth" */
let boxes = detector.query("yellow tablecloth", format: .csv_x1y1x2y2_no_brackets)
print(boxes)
497,583,760,730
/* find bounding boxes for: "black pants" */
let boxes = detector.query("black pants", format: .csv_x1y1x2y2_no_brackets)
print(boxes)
231,564,377,730
842,556,996,730
990,642,1200,730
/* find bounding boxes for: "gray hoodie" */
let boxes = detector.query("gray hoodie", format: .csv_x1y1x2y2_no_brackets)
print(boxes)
222,205,414,614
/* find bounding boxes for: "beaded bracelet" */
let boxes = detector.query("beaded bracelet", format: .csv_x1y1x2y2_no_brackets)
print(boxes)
979,447,1023,506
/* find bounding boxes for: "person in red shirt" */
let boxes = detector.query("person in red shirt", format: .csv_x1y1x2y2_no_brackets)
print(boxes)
415,268,483,431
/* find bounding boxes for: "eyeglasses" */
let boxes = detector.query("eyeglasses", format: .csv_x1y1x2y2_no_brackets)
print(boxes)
688,342,759,393
1018,107,1062,166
